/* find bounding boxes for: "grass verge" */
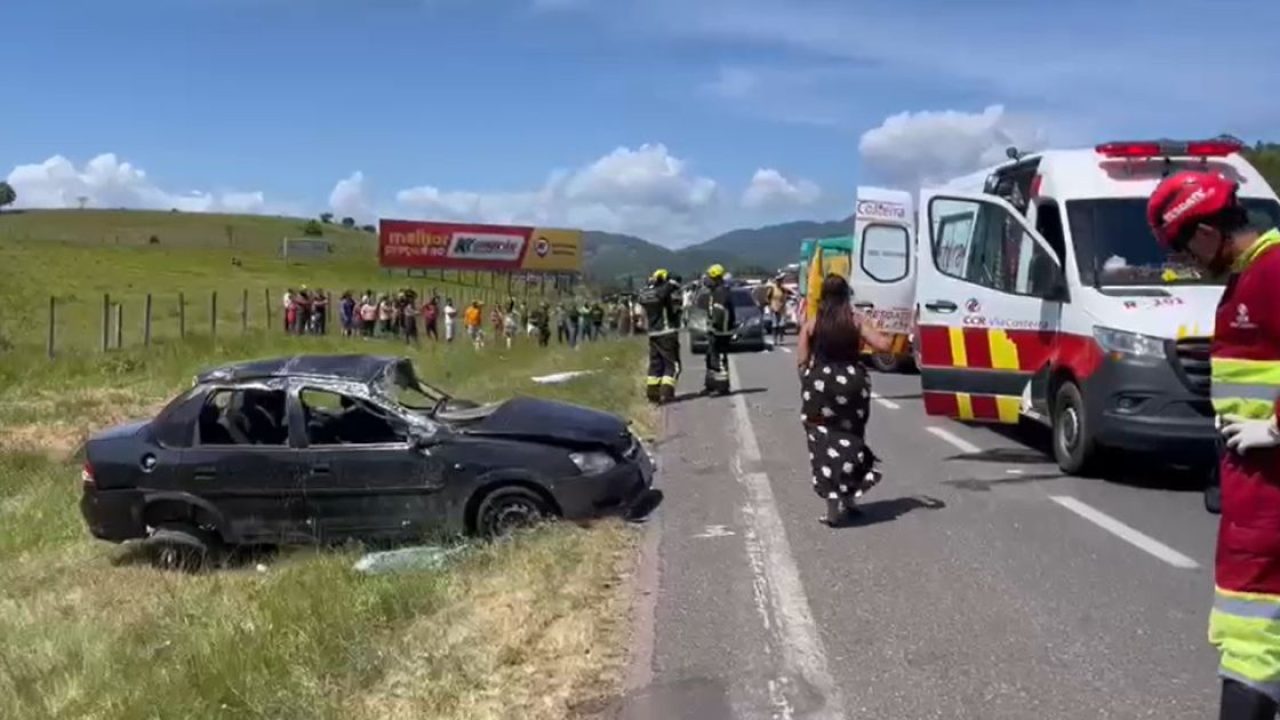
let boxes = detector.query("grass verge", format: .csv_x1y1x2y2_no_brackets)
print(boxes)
0,331,652,720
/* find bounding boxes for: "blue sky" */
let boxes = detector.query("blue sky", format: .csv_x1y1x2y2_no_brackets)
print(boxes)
3,0,1278,246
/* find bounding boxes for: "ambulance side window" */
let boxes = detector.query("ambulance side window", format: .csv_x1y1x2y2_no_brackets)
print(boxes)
931,197,1061,299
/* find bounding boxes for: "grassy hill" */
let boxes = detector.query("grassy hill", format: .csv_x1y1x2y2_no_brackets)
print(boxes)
0,210,550,358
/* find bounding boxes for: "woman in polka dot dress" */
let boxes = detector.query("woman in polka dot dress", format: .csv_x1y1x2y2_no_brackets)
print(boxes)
796,274,895,526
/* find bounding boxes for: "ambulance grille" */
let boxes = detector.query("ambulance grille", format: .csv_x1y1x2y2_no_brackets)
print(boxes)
1173,337,1212,396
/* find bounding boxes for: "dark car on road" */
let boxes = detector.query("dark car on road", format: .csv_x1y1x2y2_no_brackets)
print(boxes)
80,355,657,568
689,287,767,354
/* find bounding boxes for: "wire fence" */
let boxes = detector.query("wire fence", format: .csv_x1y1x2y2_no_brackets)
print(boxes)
29,277,578,360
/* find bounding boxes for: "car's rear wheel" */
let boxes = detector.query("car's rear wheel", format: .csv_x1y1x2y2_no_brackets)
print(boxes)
476,486,552,538
148,523,216,572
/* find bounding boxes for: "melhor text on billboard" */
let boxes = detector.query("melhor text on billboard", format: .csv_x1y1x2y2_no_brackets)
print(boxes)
379,220,583,273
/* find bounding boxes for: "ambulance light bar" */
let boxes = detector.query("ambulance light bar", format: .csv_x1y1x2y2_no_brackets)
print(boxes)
1095,138,1244,159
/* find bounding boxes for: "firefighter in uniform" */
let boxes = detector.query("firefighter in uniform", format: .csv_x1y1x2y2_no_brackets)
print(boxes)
702,263,736,396
638,268,682,404
1147,171,1280,719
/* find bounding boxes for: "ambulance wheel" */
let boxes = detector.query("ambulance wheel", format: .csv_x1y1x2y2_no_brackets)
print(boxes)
869,352,901,374
1052,381,1098,476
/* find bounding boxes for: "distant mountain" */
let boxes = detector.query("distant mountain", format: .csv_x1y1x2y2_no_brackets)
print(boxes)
583,216,854,286
687,217,853,273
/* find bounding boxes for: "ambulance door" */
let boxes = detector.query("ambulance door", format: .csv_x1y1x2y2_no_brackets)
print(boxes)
850,187,916,364
915,191,1067,423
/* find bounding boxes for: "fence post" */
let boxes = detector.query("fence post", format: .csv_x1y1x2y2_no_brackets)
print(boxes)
210,291,218,337
113,302,124,349
101,293,110,352
178,292,186,339
265,288,272,331
241,289,249,333
143,293,153,346
47,296,56,359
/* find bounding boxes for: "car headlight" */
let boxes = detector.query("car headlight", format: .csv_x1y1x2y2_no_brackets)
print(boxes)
569,450,616,475
1093,326,1166,358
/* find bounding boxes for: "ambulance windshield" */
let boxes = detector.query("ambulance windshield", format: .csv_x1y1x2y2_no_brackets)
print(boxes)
1068,197,1280,287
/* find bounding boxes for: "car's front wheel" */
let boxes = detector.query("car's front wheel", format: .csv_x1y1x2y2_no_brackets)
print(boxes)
148,523,217,572
476,486,552,538
1053,381,1098,476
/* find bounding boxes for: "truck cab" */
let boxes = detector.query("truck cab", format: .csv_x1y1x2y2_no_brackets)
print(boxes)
913,138,1280,474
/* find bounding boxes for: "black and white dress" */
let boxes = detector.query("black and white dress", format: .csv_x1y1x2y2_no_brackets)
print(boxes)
801,354,880,515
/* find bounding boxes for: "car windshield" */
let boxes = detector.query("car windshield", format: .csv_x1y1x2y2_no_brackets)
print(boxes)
1068,197,1280,287
731,289,758,308
383,360,449,412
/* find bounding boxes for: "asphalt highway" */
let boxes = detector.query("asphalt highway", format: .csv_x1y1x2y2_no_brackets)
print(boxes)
618,334,1221,720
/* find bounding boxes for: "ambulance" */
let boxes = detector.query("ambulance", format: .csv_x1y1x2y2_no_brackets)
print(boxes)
860,138,1280,478
849,186,917,371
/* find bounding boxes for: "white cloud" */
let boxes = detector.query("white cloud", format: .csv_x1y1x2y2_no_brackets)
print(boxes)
858,105,1048,189
742,168,820,209
6,153,271,214
328,171,371,220
395,143,722,245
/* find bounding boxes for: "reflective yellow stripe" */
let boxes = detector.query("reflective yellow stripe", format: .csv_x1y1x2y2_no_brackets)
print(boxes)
1234,229,1280,272
660,376,678,386
949,328,968,368
956,393,975,420
1210,587,1280,688
995,396,1021,423
1212,358,1280,419
1214,398,1277,420
988,329,1020,371
645,377,661,386
1213,358,1280,386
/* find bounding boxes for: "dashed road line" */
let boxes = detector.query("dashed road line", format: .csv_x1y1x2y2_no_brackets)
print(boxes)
926,426,982,454
871,393,900,410
728,355,846,720
1050,495,1200,570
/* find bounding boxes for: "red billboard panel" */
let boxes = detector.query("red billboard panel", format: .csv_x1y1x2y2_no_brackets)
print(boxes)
378,219,582,273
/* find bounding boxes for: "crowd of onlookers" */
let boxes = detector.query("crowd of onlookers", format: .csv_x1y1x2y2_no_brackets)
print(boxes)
281,286,646,351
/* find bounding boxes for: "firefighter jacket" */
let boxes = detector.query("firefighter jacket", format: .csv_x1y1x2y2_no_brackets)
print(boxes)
1207,228,1280,695
638,279,681,336
707,281,736,336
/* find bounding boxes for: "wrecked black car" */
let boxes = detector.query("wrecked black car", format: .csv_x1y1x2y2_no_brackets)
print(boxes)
80,354,657,567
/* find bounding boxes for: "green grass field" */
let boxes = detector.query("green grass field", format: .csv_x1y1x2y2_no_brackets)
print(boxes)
0,209,569,359
0,209,646,720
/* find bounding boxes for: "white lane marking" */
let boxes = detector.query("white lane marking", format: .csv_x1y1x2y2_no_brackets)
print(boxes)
1006,469,1025,475
1050,495,1200,570
693,524,736,539
728,355,846,720
926,426,982,455
871,393,900,410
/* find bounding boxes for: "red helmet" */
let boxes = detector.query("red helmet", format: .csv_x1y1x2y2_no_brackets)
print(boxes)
1147,171,1239,249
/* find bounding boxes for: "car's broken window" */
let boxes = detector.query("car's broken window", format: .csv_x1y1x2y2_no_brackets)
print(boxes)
383,360,447,412
197,388,289,446
300,388,408,445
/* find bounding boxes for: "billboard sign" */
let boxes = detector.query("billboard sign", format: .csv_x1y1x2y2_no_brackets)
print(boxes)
378,220,583,273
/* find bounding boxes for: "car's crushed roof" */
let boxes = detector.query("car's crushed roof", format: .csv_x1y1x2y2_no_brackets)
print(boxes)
196,355,404,385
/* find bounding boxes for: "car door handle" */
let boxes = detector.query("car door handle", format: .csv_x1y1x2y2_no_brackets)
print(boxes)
925,300,958,313
311,463,331,476
193,465,217,480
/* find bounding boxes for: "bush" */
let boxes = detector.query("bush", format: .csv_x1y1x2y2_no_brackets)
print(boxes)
302,220,324,237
